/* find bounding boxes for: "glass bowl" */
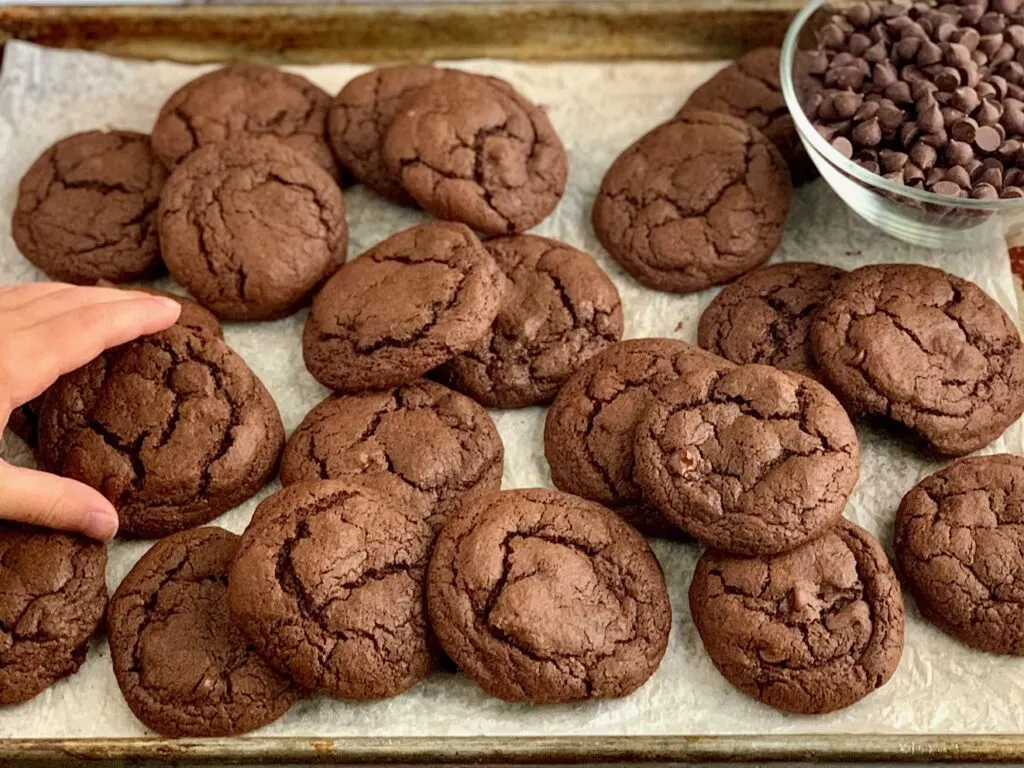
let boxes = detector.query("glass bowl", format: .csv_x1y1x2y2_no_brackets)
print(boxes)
780,0,1024,248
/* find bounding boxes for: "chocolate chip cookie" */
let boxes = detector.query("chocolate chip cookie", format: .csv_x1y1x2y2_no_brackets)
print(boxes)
384,73,568,234
592,110,792,294
697,262,845,379
435,235,624,408
689,520,905,714
158,137,347,321
12,130,166,284
108,527,300,736
427,488,671,703
895,454,1024,655
37,326,284,538
303,221,504,393
151,64,336,174
280,380,504,531
0,524,107,705
634,364,859,556
811,264,1024,456
228,480,438,699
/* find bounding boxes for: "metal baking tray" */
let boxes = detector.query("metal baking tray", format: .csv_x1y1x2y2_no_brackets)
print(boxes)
2,2,1024,764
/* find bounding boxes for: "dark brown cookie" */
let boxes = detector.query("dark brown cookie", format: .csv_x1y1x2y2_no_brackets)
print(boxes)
6,396,43,447
383,73,568,234
158,137,347,321
37,326,284,538
895,454,1024,655
108,527,299,736
435,235,624,408
592,110,792,294
151,64,336,175
280,380,503,531
811,264,1024,457
228,480,439,699
427,488,671,703
689,520,905,714
634,364,859,556
697,262,845,379
12,130,166,284
303,221,504,393
0,524,107,705
544,338,730,537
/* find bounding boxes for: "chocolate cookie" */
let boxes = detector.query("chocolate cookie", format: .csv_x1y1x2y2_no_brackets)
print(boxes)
427,488,671,703
37,325,284,538
0,524,107,705
811,264,1024,456
158,138,347,321
689,520,905,714
280,380,504,531
895,454,1024,655
435,235,624,408
228,480,438,698
6,396,43,447
303,221,504,393
108,527,299,736
384,73,568,234
543,338,730,537
12,130,166,284
151,64,336,174
697,262,845,379
634,364,859,556
592,110,792,294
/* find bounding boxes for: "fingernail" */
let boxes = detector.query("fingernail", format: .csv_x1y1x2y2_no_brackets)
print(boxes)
152,296,182,313
86,508,119,541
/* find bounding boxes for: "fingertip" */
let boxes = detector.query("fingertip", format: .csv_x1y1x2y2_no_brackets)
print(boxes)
84,505,119,541
149,295,183,317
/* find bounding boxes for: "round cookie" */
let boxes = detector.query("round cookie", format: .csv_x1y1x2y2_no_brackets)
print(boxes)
384,73,568,234
280,380,504,531
228,480,439,699
633,363,859,556
697,262,845,379
158,137,347,321
811,264,1024,457
435,235,624,408
0,524,107,705
592,110,792,294
37,325,284,538
689,520,905,714
151,64,336,174
12,130,166,284
894,454,1024,655
303,221,504,393
108,527,300,736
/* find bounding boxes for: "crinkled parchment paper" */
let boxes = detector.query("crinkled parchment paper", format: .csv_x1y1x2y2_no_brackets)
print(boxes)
0,40,1022,737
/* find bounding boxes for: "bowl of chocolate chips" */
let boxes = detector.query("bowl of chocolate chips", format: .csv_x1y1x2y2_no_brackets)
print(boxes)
782,0,1024,247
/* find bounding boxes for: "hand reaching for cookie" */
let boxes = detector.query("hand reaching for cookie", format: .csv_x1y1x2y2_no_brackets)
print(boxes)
0,284,181,541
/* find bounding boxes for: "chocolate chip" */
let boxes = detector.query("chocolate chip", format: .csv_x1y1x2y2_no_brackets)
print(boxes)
896,36,923,60
998,138,1022,156
911,140,939,168
904,161,926,182
849,32,874,55
933,66,961,90
946,42,974,68
979,33,1006,57
918,102,944,132
918,39,944,65
855,100,882,121
931,179,963,195
978,164,1004,187
853,117,883,146
820,22,848,49
832,136,855,158
972,181,1001,197
976,123,1005,151
921,130,950,147
993,42,1017,66
1001,105,1024,133
977,80,998,98
1005,167,1024,185
946,164,973,187
847,2,874,27
1002,184,1024,196
946,138,975,164
977,98,1004,124
942,106,967,126
952,86,981,112
859,159,882,173
954,27,982,51
952,116,980,140
873,60,900,88
980,12,1008,35
880,148,910,171
926,166,947,186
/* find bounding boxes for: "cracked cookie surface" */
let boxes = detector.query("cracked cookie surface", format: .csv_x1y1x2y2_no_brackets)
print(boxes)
895,454,1024,655
108,527,299,736
592,110,791,294
158,138,347,321
37,325,285,538
303,221,504,393
689,519,904,714
634,364,859,556
810,264,1024,456
383,73,568,234
697,262,845,380
280,380,503,531
12,130,166,284
0,524,107,705
427,488,671,703
436,235,624,408
151,65,336,174
228,480,439,699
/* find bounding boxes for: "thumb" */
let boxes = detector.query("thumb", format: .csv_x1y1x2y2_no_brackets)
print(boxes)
0,463,118,541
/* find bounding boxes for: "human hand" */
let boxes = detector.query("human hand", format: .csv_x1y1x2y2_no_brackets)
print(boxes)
0,283,182,541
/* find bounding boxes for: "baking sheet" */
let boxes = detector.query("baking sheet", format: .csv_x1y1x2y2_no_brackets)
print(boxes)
0,39,1022,739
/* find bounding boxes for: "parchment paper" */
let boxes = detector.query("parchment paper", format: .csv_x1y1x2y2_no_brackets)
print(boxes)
0,39,1022,737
